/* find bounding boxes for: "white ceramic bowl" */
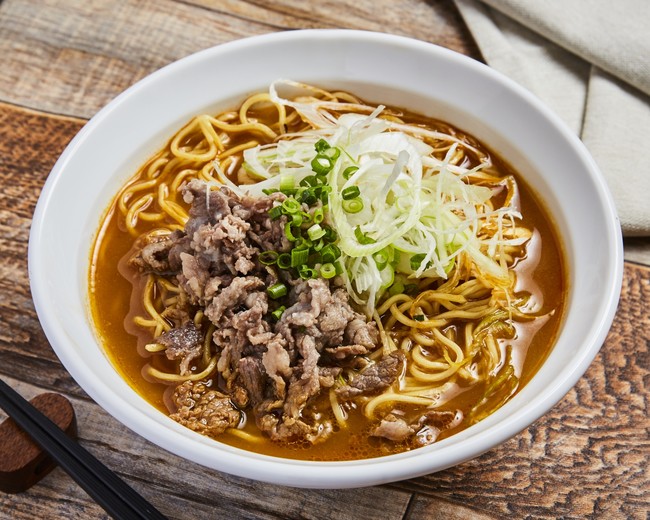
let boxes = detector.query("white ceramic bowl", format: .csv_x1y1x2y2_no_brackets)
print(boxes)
29,30,623,488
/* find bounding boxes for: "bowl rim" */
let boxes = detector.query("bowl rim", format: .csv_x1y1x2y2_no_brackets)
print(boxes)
28,28,623,488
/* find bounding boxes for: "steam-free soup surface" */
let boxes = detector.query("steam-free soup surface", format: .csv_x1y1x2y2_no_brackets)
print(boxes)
90,85,565,461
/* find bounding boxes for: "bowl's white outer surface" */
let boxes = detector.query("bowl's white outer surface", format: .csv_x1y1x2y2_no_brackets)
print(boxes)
28,30,623,488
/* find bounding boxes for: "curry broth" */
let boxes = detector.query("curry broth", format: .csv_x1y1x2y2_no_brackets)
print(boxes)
89,103,566,461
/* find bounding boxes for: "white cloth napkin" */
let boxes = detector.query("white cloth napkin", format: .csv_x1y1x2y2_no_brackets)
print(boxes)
454,0,650,236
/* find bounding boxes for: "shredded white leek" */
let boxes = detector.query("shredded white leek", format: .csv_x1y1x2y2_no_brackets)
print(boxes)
242,81,526,315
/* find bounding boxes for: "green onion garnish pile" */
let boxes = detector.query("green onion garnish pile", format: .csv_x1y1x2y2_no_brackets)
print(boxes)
259,139,343,285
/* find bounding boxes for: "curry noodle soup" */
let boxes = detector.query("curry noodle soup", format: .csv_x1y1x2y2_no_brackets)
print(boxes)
89,81,565,461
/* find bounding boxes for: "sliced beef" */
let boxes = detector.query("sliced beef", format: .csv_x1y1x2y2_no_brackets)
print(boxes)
284,334,321,420
214,326,244,382
238,357,266,405
261,334,292,400
205,276,265,323
182,179,231,233
168,233,191,271
370,413,413,442
179,252,210,304
345,316,378,349
129,233,175,274
316,288,357,346
325,343,369,360
335,351,405,399
234,192,292,253
255,412,314,443
234,292,274,346
191,213,257,276
170,380,241,436
371,410,463,446
203,273,234,301
279,278,333,328
132,181,384,446
318,366,342,387
277,280,378,351
412,410,463,447
157,323,203,376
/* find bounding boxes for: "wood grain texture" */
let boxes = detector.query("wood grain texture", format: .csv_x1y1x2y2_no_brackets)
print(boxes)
1,100,648,518
0,393,77,494
0,0,480,119
393,262,650,519
0,380,414,520
1,0,649,517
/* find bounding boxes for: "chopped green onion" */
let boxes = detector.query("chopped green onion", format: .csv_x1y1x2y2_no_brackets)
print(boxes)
300,175,320,187
410,253,427,271
341,186,360,200
320,263,336,279
414,314,425,322
301,211,313,224
262,188,278,195
342,197,364,214
404,283,418,294
388,279,405,296
323,226,338,242
268,206,283,220
323,147,340,161
307,224,326,241
320,189,330,205
355,226,376,244
300,189,318,205
298,265,316,279
372,250,389,271
291,213,303,227
315,139,330,152
258,251,278,265
342,165,359,180
321,244,341,263
312,208,324,224
271,306,286,320
277,253,292,269
311,154,333,175
267,283,287,299
291,248,310,267
284,222,299,242
391,250,401,267
312,239,325,252
281,198,302,214
294,237,312,250
280,174,294,192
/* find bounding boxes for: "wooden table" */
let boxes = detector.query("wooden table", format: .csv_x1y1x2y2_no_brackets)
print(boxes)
1,1,648,518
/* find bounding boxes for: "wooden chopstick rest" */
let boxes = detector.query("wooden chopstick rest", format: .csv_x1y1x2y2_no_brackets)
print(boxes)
0,392,77,493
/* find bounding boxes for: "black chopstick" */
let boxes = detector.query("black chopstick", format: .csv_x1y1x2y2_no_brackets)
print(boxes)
0,379,167,520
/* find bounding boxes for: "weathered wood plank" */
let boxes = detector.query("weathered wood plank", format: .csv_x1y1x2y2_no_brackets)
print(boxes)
186,0,479,54
407,494,496,519
0,0,273,118
391,263,650,519
1,0,649,515
1,88,650,520
0,0,480,119
0,103,87,399
0,99,419,517
0,376,415,519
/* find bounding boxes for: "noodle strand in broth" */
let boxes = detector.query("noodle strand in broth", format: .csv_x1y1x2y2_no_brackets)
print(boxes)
89,81,565,460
